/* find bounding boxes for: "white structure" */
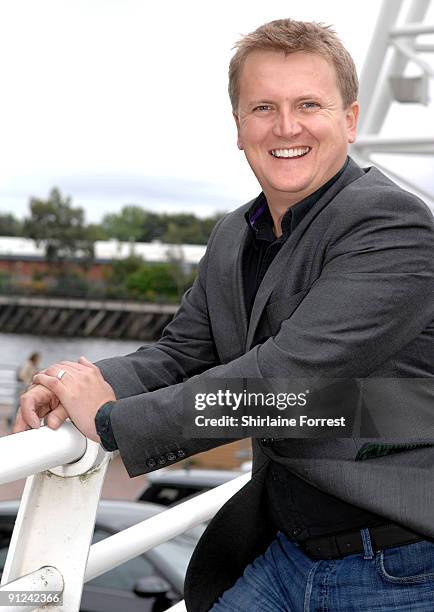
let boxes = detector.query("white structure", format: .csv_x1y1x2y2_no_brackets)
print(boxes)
0,236,206,266
352,0,434,209
0,422,249,611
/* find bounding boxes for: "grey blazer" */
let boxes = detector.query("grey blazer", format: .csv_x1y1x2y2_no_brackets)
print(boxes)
97,158,434,612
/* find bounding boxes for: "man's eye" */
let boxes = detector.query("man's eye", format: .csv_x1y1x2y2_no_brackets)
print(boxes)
301,101,320,110
254,105,272,112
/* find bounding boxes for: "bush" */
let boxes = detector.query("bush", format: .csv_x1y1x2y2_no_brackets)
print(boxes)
125,264,179,302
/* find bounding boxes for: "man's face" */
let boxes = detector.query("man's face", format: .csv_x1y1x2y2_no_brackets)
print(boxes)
234,50,359,207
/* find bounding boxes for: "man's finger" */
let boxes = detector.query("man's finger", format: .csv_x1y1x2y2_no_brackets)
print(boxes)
78,356,98,370
12,409,31,433
45,405,69,430
57,360,86,371
40,365,76,382
32,373,68,403
20,393,42,429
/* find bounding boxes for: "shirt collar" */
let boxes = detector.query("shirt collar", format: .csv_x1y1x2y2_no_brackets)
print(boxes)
245,156,349,242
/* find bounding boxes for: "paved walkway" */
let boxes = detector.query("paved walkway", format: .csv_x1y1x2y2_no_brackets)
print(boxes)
0,403,148,502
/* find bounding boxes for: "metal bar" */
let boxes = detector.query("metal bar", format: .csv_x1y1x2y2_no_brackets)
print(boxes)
166,601,187,612
361,0,431,134
358,0,405,130
392,39,434,76
390,23,434,36
354,152,434,206
354,135,434,154
368,158,434,205
84,473,250,582
0,422,87,485
3,472,248,612
414,43,434,51
0,567,63,612
1,430,111,612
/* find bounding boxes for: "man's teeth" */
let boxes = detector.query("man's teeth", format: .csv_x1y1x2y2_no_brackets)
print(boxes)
271,147,310,158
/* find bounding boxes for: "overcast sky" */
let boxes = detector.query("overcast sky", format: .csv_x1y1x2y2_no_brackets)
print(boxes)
0,0,432,223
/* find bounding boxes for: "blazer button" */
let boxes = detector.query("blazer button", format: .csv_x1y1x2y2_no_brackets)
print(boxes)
157,456,167,466
290,527,302,538
260,438,274,447
166,452,177,462
177,449,186,459
146,458,157,469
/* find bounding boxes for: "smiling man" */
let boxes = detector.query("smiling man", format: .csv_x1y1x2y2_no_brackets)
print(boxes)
14,18,434,611
233,49,358,235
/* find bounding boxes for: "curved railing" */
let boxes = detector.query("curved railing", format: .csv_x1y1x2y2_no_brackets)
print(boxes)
0,423,249,611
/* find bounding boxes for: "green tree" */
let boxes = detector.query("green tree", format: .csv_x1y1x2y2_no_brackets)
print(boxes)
0,213,23,236
161,212,223,244
101,206,166,242
23,187,94,263
100,206,223,245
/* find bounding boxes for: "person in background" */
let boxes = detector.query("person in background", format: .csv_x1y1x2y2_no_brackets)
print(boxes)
9,352,41,428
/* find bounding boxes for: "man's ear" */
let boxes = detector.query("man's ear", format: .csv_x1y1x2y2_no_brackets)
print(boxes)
346,101,360,144
233,111,244,150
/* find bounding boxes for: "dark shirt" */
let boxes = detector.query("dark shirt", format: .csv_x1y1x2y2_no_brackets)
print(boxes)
243,158,384,540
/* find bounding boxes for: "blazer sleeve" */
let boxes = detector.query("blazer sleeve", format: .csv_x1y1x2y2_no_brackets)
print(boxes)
107,190,434,476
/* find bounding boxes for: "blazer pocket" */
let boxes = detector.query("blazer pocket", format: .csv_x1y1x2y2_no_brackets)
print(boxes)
265,287,310,332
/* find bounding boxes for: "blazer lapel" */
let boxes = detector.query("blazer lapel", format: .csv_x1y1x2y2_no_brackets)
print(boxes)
245,158,365,350
231,223,250,350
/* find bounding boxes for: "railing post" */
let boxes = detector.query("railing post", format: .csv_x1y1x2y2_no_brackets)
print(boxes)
0,424,112,611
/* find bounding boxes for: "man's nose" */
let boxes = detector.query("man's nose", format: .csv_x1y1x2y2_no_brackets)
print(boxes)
272,109,302,139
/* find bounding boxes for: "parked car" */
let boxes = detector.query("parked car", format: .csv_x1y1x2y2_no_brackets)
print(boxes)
0,500,204,612
136,468,247,506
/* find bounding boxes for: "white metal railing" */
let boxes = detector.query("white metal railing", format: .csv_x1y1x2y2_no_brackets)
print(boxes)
352,0,434,208
0,422,87,484
0,423,249,611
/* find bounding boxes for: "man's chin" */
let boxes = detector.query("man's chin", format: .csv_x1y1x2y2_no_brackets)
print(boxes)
268,180,314,199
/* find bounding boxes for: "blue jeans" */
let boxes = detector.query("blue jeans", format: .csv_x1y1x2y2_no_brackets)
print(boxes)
210,531,434,611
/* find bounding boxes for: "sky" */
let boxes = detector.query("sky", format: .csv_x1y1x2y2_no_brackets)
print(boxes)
0,0,432,223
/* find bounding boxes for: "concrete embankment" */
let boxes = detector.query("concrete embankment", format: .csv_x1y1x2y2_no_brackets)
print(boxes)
0,296,178,340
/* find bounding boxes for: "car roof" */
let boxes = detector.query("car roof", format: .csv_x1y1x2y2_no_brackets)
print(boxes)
147,468,244,487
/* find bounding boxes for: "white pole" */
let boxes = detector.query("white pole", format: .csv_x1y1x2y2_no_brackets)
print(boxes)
0,473,249,612
84,473,251,582
362,0,432,134
166,601,187,612
390,23,434,36
354,135,434,154
358,0,405,131
0,567,63,612
0,423,86,485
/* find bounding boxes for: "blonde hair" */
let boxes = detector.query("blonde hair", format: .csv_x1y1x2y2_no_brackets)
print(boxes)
229,18,358,110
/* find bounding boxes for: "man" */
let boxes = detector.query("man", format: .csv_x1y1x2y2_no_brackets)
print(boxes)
14,19,434,611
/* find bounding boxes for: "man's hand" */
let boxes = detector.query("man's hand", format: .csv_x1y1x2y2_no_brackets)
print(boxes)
13,382,63,433
16,356,116,443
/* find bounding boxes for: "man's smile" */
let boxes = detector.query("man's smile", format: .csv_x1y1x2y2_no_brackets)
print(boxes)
269,146,311,159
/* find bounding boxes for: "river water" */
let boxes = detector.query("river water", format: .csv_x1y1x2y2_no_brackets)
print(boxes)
0,332,145,370
0,333,146,406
